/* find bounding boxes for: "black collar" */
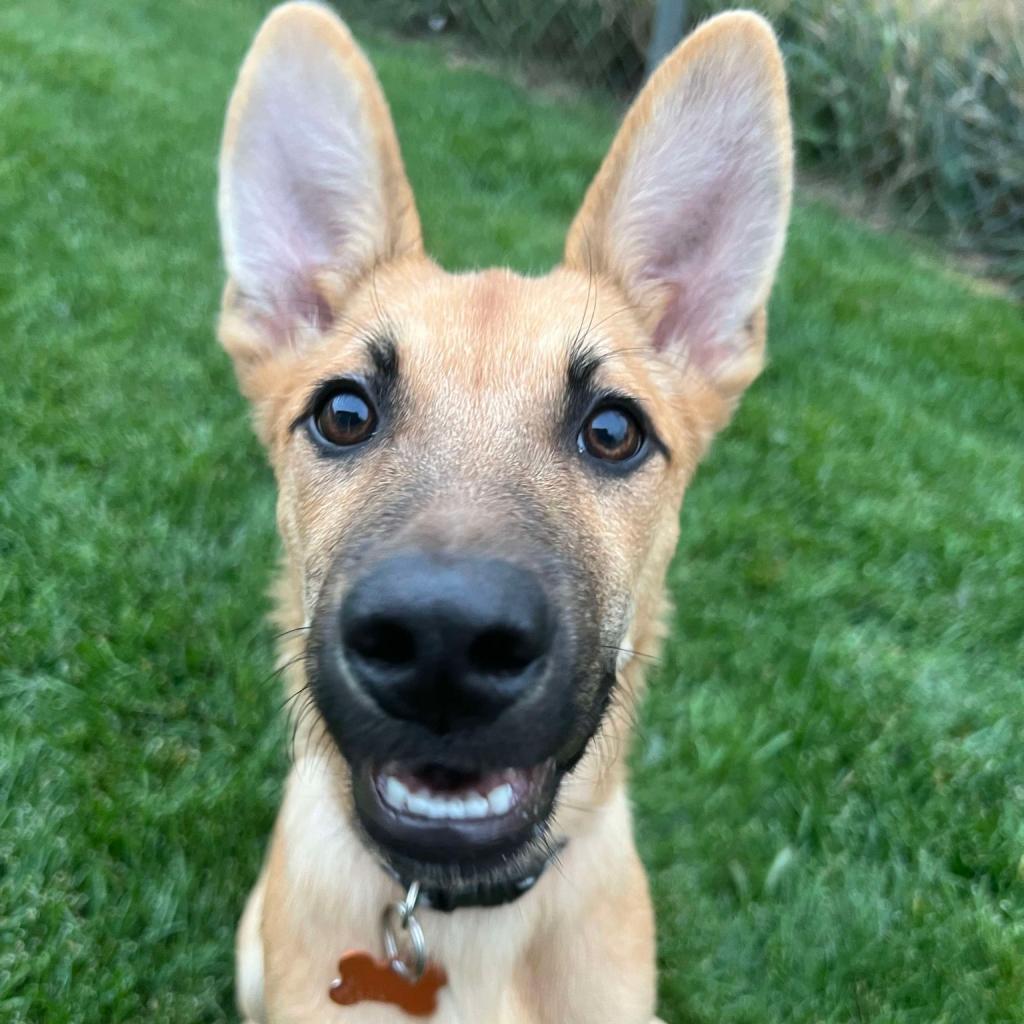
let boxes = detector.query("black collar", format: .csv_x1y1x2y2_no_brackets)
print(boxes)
386,841,566,914
418,871,543,912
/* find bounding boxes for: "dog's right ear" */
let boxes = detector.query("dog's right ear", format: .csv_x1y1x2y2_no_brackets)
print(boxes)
217,2,421,374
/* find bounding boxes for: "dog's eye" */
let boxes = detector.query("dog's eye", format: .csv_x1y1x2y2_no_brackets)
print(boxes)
579,405,645,463
311,386,377,448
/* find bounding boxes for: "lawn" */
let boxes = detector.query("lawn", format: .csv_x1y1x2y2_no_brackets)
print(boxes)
1,2,1022,1022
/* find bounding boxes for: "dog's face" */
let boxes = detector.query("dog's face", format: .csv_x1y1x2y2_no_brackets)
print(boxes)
218,3,791,891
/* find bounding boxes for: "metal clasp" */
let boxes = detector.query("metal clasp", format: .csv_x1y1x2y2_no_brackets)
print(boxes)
382,881,427,982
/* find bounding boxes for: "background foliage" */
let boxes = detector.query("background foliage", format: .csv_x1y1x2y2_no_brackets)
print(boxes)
353,0,1024,292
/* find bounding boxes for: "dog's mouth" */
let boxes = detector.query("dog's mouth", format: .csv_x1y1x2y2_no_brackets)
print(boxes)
353,758,560,867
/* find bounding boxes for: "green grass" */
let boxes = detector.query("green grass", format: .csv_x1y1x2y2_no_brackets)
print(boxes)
1,2,1022,1022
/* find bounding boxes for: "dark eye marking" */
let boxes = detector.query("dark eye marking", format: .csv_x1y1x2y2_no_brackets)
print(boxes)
567,343,602,398
365,331,399,385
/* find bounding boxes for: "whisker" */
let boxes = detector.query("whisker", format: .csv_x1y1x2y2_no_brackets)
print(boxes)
312,720,336,765
289,692,321,762
579,302,646,344
599,642,662,665
600,342,660,362
570,236,597,352
243,623,311,657
368,264,394,343
277,680,313,714
555,798,597,815
579,247,599,347
250,653,306,699
270,624,312,643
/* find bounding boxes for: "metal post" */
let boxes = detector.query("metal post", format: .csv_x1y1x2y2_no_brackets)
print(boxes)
645,0,688,80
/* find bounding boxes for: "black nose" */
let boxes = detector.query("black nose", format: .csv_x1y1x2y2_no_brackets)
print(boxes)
340,553,553,733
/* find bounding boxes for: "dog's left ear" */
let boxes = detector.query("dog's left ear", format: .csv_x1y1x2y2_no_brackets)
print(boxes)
565,12,792,401
218,2,422,373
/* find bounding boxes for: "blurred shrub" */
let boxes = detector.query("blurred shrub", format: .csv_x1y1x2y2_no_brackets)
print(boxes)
348,0,1024,290
355,0,650,92
701,0,1024,289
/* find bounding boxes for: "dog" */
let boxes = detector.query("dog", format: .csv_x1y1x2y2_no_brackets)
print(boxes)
216,3,792,1021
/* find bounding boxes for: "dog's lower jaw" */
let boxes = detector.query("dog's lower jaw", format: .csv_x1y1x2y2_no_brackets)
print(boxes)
238,755,656,1024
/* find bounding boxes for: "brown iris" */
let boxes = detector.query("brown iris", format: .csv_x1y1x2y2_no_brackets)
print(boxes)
314,387,377,447
580,405,644,463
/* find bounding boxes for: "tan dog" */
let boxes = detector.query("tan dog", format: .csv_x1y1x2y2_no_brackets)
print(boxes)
216,4,792,1021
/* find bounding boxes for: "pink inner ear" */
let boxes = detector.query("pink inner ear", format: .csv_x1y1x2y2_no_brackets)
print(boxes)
648,178,776,373
256,284,335,340
611,53,788,377
646,170,739,358
220,24,381,341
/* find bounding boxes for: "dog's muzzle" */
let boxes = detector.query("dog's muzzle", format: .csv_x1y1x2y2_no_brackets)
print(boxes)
309,546,607,883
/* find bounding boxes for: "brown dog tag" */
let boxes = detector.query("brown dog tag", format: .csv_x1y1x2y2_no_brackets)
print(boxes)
329,950,448,1016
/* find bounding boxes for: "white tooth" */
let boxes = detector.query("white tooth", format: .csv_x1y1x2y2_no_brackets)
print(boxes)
446,798,467,819
385,777,408,810
466,794,489,818
488,783,514,816
407,793,432,817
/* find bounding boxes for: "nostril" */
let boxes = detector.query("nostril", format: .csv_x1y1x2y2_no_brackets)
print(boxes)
348,617,416,669
467,627,540,678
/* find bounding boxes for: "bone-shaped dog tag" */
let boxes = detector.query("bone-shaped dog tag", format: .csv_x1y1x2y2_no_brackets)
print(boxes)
329,950,448,1017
